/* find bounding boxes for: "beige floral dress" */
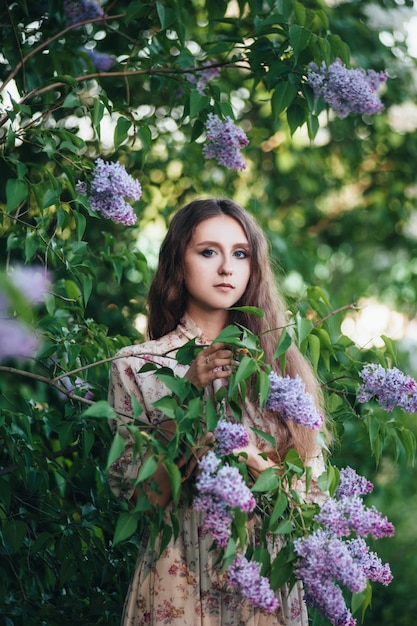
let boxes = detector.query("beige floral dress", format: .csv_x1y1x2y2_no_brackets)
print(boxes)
108,315,325,626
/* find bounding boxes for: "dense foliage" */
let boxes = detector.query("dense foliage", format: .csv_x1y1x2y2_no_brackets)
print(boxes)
1,1,417,624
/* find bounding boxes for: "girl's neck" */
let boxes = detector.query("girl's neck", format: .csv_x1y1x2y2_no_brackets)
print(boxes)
185,307,228,341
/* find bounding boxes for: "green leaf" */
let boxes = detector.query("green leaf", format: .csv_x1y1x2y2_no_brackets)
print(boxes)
233,355,258,386
176,339,201,365
287,102,306,135
113,511,139,544
289,24,311,58
92,98,105,139
273,519,293,534
82,400,116,419
106,431,126,470
6,178,28,212
152,396,178,419
205,398,218,431
268,490,288,528
270,544,295,590
308,333,321,372
164,461,182,506
273,328,292,360
136,455,158,483
62,92,80,108
189,91,209,118
229,305,265,317
251,427,277,448
156,2,175,29
114,117,132,149
296,314,314,345
2,520,27,554
251,467,279,492
272,82,297,118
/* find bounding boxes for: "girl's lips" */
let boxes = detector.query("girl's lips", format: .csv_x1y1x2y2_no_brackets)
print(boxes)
214,283,234,290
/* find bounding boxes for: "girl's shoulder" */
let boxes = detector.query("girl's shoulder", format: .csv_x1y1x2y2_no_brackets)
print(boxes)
112,325,189,363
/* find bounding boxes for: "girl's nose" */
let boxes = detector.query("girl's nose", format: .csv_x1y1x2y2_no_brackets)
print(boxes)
219,256,233,275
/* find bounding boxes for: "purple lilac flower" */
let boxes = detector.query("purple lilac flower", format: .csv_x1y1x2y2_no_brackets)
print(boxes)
194,450,255,548
77,158,141,225
186,61,221,95
196,453,256,512
227,554,280,613
315,495,394,540
83,48,115,71
9,265,50,304
357,363,417,413
203,113,249,171
193,495,232,547
266,371,323,429
347,538,393,586
307,58,386,119
294,467,394,626
0,317,39,361
64,0,104,26
294,530,363,626
336,467,373,498
213,419,250,455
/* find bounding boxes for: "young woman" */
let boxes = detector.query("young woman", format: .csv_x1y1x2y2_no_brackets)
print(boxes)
108,198,327,626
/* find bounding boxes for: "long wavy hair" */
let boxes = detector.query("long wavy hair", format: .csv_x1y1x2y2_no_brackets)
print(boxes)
147,198,328,460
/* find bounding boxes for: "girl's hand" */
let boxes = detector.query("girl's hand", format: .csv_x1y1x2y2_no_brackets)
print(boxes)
185,342,233,389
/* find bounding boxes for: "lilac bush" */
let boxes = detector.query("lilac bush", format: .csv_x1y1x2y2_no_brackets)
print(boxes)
266,371,323,429
357,363,417,413
307,59,387,119
76,159,142,225
203,113,249,170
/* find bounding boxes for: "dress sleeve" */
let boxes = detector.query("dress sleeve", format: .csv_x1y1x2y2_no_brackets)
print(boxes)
107,353,148,503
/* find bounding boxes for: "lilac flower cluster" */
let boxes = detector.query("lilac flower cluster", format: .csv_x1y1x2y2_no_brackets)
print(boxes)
203,113,249,171
227,554,280,613
357,363,417,413
294,467,393,626
76,159,141,225
307,59,387,119
83,48,115,71
186,61,221,95
0,266,50,362
194,422,279,613
194,450,256,546
64,0,104,26
213,419,249,455
266,371,323,430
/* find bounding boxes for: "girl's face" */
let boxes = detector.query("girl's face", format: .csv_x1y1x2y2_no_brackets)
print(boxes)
183,215,251,319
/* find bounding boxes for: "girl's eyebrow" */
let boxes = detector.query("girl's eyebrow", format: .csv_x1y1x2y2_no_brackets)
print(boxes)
195,240,250,247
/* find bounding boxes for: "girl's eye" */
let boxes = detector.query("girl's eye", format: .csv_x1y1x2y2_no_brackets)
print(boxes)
234,250,249,259
201,248,216,257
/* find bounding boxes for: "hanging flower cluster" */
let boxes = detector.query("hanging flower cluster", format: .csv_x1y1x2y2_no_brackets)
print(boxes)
76,159,142,226
203,113,249,171
294,467,394,626
357,363,417,412
307,58,387,119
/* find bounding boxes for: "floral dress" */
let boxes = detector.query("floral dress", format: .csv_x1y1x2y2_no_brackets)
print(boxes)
108,315,325,626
